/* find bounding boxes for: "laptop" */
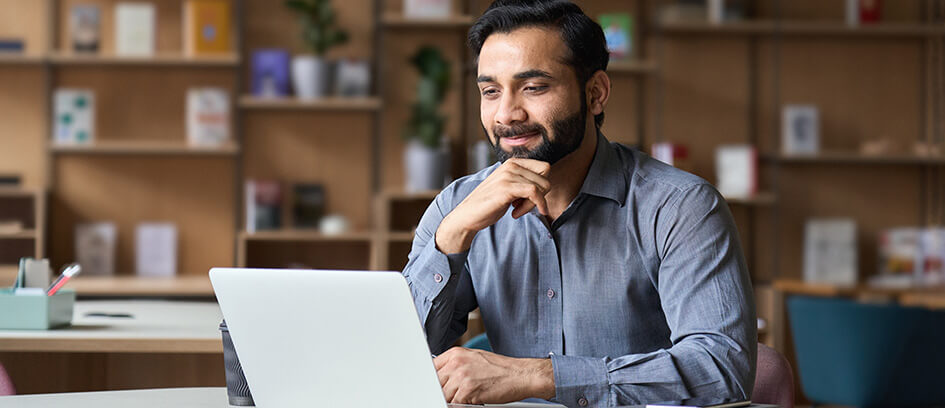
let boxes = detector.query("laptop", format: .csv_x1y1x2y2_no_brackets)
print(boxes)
210,268,451,408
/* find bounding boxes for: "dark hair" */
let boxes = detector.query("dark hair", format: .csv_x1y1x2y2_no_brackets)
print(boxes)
468,0,609,128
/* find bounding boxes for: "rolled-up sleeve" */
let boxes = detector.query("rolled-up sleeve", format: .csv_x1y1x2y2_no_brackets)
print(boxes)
551,183,756,407
402,188,478,354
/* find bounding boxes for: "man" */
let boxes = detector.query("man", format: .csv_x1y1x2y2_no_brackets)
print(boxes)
402,0,756,406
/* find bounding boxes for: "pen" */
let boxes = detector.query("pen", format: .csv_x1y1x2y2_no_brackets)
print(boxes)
46,264,82,296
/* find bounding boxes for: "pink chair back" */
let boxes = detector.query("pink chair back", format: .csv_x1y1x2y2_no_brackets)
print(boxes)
0,362,15,396
753,343,793,408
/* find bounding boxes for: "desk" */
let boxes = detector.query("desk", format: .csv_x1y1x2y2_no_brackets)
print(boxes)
0,301,224,394
68,276,215,298
0,388,774,408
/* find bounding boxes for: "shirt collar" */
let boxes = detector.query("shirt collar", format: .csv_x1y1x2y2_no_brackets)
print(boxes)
577,131,628,206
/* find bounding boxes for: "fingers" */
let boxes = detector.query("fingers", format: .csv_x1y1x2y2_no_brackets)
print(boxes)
505,163,551,192
506,158,551,176
509,182,549,217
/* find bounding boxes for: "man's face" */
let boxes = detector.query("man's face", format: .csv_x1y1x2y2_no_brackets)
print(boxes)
477,27,587,165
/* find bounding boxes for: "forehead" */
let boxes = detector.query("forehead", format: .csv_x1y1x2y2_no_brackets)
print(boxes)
477,26,570,78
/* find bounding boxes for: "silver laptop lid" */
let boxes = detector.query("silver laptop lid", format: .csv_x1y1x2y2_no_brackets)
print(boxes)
210,268,448,408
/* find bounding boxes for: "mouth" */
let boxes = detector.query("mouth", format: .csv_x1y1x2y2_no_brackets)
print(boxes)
501,131,541,147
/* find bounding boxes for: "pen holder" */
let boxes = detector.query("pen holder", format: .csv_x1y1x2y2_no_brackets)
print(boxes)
220,319,255,406
0,288,75,330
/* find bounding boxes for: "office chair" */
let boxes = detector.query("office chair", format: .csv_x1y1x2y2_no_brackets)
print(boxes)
0,362,14,396
752,343,794,408
788,295,945,407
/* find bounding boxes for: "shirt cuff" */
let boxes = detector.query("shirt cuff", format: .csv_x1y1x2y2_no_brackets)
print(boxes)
408,237,470,301
551,354,611,407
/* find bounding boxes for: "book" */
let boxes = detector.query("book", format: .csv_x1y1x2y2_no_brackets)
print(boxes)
403,0,451,19
919,228,945,285
186,88,230,146
878,227,945,286
75,222,117,276
599,13,633,60
0,39,24,53
715,144,757,199
251,49,291,98
70,5,100,53
53,89,95,145
292,184,325,228
183,0,231,56
115,2,155,56
334,58,371,97
245,180,282,233
135,222,177,277
651,142,692,173
803,218,857,285
781,105,820,155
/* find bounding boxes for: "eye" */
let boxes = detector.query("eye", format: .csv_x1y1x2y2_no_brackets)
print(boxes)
481,89,499,98
524,85,548,93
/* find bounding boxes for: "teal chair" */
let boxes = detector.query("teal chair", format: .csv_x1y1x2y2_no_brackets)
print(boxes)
462,333,492,351
788,295,945,407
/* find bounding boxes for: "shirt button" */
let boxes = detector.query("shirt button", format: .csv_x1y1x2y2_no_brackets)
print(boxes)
546,289,555,299
548,351,555,356
578,397,588,407
546,232,553,239
433,273,443,283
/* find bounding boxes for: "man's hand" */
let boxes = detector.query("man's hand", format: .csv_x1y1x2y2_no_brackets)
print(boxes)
436,158,551,254
434,347,555,405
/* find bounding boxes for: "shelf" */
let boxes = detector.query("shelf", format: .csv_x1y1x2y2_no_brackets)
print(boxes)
724,192,777,206
0,229,36,239
50,141,239,156
381,13,475,29
239,230,375,242
239,96,381,111
67,276,215,297
0,188,40,198
48,52,239,67
380,190,441,201
608,59,659,75
658,20,945,37
0,54,45,65
387,232,415,243
768,152,945,165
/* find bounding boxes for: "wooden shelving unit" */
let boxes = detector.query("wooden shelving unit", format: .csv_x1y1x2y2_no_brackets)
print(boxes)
238,96,382,111
47,52,240,67
658,20,945,37
0,188,46,278
49,140,240,155
725,192,777,206
379,13,475,28
769,152,945,165
608,59,659,75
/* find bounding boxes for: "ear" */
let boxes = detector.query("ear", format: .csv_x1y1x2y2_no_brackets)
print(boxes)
586,70,611,117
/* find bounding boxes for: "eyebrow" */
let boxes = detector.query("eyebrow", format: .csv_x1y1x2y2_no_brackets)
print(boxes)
477,69,554,83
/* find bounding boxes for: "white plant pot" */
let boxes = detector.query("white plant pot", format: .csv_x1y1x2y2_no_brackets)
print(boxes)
404,139,446,192
291,55,331,100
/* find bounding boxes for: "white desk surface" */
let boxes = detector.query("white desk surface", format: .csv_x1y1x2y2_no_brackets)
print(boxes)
0,300,223,353
0,388,565,408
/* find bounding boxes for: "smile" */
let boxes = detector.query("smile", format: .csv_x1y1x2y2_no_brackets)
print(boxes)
502,131,540,146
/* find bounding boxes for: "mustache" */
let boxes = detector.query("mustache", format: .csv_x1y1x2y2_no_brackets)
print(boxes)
493,123,547,139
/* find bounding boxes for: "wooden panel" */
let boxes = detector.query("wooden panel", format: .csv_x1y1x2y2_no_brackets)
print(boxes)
0,0,49,55
0,67,47,188
242,111,373,231
658,36,751,181
0,352,223,394
244,240,371,270
388,240,412,271
54,67,236,143
775,166,922,281
50,157,235,276
760,39,923,153
56,0,237,54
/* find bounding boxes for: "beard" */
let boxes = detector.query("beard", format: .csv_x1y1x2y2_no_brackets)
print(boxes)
487,97,588,166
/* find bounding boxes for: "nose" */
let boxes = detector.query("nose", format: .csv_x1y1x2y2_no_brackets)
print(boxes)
494,93,527,126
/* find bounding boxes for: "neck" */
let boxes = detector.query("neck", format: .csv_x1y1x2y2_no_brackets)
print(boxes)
544,125,598,221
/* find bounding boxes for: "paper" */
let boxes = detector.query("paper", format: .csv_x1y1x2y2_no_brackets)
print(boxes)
135,222,178,277
75,222,116,276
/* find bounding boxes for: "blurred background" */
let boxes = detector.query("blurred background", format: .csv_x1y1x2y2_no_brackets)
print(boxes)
1,0,944,406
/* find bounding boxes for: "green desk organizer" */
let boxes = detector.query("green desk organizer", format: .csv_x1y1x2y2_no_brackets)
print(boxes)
0,288,75,330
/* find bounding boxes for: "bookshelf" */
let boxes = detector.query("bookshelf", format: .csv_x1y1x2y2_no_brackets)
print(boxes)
658,20,945,37
49,140,240,155
238,96,382,111
47,52,241,67
0,189,46,284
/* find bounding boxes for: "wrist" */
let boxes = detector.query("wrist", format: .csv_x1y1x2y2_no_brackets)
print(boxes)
435,213,477,254
526,358,556,400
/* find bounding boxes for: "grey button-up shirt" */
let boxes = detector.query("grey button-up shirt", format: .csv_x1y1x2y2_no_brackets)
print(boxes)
402,133,756,407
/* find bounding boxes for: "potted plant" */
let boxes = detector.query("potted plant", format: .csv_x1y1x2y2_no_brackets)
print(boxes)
285,0,349,99
403,46,451,192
